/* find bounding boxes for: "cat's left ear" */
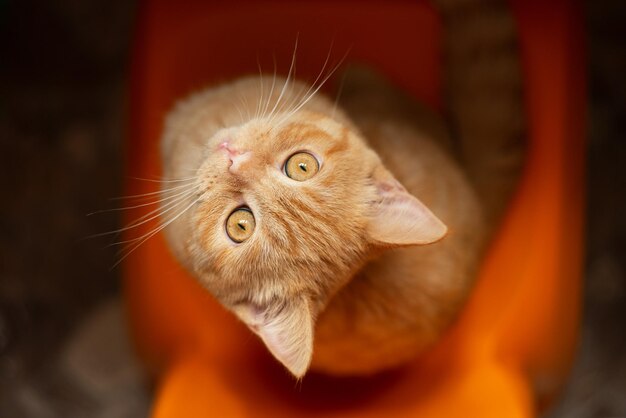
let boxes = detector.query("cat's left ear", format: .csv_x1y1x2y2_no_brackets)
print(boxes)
367,166,447,246
232,296,314,378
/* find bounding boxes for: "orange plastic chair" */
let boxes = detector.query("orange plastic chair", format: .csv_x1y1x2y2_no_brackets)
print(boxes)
123,0,586,416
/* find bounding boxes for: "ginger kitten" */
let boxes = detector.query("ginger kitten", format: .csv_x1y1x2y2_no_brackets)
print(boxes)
158,1,524,378
161,71,486,377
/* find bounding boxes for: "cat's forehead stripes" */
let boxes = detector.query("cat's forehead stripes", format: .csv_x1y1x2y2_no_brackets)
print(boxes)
324,127,350,157
276,120,348,155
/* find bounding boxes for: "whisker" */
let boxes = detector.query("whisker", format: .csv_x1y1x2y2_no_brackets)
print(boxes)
276,69,310,123
89,186,196,216
128,176,197,184
282,39,335,118
238,92,253,121
267,34,299,124
280,47,307,119
261,54,278,119
89,187,198,239
110,194,201,269
256,55,265,120
276,47,350,126
284,47,300,114
110,182,194,201
123,188,198,229
229,98,246,124
109,195,192,245
332,65,350,118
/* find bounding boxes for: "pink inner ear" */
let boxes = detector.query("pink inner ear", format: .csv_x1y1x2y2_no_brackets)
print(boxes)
368,177,447,246
232,298,314,378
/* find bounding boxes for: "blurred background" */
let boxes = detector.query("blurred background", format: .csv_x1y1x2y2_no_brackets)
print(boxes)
0,1,624,417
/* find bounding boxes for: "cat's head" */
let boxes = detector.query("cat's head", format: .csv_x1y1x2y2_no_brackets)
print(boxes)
163,80,447,377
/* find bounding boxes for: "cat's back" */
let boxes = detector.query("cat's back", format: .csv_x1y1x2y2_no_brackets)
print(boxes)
311,72,486,375
337,68,484,245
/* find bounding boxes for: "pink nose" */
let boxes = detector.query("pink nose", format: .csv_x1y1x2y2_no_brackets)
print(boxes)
219,142,251,174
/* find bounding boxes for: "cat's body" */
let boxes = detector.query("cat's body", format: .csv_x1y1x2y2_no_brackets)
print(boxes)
159,0,523,378
312,73,485,374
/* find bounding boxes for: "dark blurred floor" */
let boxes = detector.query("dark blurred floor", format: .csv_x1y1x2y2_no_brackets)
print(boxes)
0,1,624,417
0,1,142,416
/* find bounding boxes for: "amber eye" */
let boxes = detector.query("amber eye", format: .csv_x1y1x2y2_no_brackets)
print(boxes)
226,207,255,243
284,152,319,181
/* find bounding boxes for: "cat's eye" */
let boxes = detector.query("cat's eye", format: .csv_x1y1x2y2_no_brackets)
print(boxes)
284,152,319,181
226,207,255,243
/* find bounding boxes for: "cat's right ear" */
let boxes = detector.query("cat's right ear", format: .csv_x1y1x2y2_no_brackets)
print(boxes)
367,166,447,246
232,296,314,378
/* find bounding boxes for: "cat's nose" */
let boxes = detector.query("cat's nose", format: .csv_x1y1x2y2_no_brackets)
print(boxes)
219,142,252,175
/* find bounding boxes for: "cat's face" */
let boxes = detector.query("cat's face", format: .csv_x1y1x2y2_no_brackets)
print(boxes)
172,108,446,377
191,112,372,305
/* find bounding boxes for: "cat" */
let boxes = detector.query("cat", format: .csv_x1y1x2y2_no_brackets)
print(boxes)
158,0,524,378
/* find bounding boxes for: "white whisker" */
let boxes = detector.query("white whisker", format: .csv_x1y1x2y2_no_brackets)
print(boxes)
110,182,194,201
332,66,350,118
91,187,198,239
276,47,349,126
227,98,246,124
256,56,265,120
110,194,202,269
124,188,198,229
267,35,299,124
90,186,197,216
283,39,335,118
262,54,278,119
128,176,197,184
238,92,253,121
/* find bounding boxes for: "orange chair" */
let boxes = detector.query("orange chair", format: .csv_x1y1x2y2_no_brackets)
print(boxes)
123,0,586,416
